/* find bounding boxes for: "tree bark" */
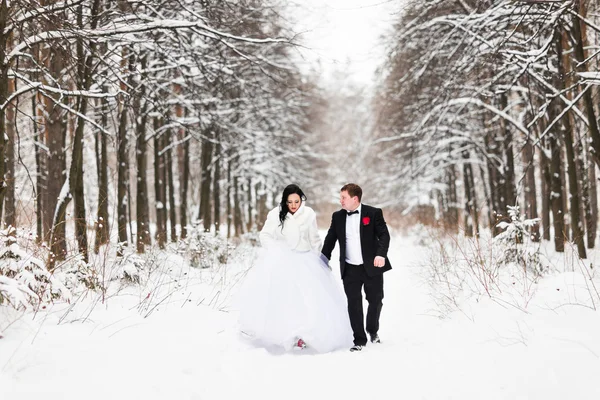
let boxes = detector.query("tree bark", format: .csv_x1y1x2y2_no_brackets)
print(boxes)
578,133,594,249
478,164,491,231
135,56,151,253
462,151,479,237
213,130,221,235
246,177,253,232
0,0,9,225
165,126,177,242
499,94,517,208
233,174,243,237
256,182,267,232
178,112,189,240
3,74,15,228
587,151,597,248
41,42,68,259
557,31,586,258
579,0,597,248
445,164,459,233
522,137,540,241
539,136,551,242
44,107,68,264
561,118,587,258
153,117,166,249
51,1,102,266
199,126,213,232
117,93,130,252
33,78,44,243
94,87,110,253
571,1,600,169
94,33,111,253
549,128,566,253
226,156,232,238
484,129,503,236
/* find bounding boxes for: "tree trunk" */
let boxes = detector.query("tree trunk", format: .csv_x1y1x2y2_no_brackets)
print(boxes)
117,95,130,252
233,175,243,237
571,2,600,169
499,94,517,208
33,78,43,243
226,157,232,238
559,147,570,241
153,117,166,249
246,177,253,232
549,130,566,252
44,111,68,267
587,152,597,248
165,127,177,242
539,136,551,241
41,56,68,260
562,120,587,258
179,114,189,240
135,58,151,253
557,32,586,258
51,1,102,266
478,164,491,230
0,0,9,225
199,127,213,232
446,164,459,233
522,137,540,241
579,0,597,248
35,1,69,260
462,151,479,238
213,132,221,236
484,129,503,235
68,95,88,264
578,133,594,249
3,74,15,228
256,183,268,232
94,89,110,253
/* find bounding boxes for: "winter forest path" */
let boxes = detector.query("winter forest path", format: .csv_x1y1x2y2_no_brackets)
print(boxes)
1,234,600,400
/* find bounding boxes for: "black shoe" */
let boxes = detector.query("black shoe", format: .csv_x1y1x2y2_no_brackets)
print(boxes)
349,345,363,352
369,333,381,344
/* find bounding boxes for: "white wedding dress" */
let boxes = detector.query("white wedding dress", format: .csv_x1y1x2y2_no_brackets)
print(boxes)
235,204,353,353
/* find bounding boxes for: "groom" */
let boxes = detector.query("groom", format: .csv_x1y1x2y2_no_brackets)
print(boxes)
322,183,392,352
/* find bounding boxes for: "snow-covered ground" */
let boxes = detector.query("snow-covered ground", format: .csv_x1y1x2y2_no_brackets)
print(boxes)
1,231,600,400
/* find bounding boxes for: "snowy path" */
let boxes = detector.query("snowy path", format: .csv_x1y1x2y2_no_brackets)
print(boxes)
2,236,600,400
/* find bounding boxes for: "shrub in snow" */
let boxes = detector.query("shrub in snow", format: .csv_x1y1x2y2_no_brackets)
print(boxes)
0,228,71,309
241,231,261,248
114,251,145,284
0,275,37,309
58,254,102,291
185,223,233,269
495,206,547,275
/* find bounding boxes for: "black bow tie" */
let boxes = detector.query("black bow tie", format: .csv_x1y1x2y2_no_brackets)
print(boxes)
346,210,359,216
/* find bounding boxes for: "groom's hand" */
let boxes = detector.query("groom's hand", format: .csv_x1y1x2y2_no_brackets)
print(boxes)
374,256,385,267
320,253,332,271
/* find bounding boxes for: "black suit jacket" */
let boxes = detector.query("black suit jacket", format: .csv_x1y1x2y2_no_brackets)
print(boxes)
322,204,392,279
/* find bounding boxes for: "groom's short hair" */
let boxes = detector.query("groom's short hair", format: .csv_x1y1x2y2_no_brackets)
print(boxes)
341,183,362,201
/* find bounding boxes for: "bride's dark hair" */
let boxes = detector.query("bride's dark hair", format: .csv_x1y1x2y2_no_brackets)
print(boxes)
279,184,307,227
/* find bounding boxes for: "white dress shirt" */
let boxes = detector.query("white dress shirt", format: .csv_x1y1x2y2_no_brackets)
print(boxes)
259,203,322,253
345,204,363,265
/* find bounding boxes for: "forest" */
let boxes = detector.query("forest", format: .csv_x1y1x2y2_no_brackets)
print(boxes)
373,0,600,260
1,0,600,306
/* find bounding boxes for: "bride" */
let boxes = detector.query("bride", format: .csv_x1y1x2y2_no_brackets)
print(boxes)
236,184,352,353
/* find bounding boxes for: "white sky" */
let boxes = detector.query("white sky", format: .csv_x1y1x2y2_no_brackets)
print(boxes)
288,0,403,86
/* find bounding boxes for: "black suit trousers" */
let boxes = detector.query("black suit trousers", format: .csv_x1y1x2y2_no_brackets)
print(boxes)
343,262,384,346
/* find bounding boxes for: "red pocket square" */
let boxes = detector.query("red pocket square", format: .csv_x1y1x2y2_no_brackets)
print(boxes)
362,216,370,225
